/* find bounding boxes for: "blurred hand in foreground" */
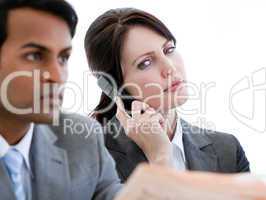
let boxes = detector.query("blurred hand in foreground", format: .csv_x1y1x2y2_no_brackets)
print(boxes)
115,164,266,200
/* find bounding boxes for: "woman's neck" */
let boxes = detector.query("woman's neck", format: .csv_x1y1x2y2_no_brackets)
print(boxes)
160,108,177,141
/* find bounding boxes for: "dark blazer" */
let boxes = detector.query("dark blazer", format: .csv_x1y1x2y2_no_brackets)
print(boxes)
103,117,250,183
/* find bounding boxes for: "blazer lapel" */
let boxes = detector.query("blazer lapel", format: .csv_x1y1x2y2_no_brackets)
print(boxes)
30,124,71,200
181,119,218,172
105,116,148,178
0,160,16,200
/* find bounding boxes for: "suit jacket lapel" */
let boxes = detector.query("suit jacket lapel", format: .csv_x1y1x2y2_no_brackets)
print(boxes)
122,136,147,164
0,160,16,200
105,117,148,177
181,119,218,171
30,124,71,200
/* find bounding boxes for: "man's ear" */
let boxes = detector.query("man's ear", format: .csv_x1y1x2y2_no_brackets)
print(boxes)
0,49,2,69
0,47,4,68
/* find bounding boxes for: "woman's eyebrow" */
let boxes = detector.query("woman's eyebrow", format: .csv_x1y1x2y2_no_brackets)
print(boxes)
132,52,154,65
161,39,171,48
132,39,170,65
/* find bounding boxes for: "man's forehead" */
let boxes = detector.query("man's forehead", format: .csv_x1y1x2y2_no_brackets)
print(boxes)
6,8,72,48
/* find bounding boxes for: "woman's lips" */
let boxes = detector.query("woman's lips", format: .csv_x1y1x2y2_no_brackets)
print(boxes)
164,80,183,92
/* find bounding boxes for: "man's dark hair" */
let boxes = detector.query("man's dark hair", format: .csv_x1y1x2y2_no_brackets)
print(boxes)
0,0,78,48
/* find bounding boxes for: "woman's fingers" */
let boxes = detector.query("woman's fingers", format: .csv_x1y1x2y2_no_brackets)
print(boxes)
152,112,164,124
115,97,131,128
131,101,142,119
116,98,165,138
150,113,165,132
131,100,150,119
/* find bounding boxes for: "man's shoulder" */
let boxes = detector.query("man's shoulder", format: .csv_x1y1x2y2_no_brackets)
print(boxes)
37,113,104,151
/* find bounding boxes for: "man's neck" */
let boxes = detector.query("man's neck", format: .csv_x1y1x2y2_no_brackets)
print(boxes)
0,113,31,145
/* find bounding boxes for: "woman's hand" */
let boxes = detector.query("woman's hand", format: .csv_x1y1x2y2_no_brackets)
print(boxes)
115,97,174,166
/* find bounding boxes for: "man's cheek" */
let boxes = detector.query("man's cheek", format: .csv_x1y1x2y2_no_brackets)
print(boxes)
8,78,34,98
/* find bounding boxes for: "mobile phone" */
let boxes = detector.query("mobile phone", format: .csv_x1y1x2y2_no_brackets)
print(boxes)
97,75,117,101
97,75,135,115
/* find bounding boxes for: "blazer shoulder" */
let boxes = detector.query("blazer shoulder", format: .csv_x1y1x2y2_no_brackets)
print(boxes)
47,113,104,155
181,119,240,148
193,125,250,172
182,120,249,172
204,129,241,150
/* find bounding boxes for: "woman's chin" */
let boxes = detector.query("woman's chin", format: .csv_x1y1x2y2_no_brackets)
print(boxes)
162,97,188,111
145,97,187,113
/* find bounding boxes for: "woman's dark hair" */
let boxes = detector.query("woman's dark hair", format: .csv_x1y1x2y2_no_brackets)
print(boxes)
85,8,176,125
0,0,78,48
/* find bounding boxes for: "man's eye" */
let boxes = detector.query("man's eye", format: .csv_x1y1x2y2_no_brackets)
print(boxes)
25,52,42,61
164,46,176,54
58,54,70,66
137,59,152,70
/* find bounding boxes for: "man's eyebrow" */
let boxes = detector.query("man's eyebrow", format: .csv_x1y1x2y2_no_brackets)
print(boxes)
21,43,49,51
21,43,72,53
132,39,171,65
61,46,72,53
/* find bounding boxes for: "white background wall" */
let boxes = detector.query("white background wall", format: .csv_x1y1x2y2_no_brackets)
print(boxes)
65,0,266,174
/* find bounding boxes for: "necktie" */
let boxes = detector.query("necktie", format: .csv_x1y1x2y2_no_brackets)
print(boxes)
3,148,26,200
172,144,186,171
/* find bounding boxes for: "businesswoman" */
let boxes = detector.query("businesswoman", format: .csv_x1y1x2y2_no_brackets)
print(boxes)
84,8,250,182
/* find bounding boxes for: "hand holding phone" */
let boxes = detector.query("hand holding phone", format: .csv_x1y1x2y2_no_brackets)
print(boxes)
115,97,174,167
97,75,174,166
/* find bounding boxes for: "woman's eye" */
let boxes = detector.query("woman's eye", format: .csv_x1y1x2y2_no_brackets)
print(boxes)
137,59,152,70
25,52,42,61
165,46,176,54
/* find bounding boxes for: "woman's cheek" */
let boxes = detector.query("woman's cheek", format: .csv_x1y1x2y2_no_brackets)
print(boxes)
142,85,164,108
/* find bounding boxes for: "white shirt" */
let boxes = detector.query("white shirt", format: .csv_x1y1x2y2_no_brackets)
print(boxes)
0,124,34,200
0,123,34,173
171,116,186,170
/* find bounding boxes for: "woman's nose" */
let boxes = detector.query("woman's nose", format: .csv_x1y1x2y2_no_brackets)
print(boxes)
161,58,176,78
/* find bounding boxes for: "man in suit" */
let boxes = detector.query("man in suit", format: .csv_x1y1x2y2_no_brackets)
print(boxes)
0,0,121,199
0,1,264,200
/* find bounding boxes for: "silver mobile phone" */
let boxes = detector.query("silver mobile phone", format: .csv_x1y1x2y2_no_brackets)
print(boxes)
97,75,136,115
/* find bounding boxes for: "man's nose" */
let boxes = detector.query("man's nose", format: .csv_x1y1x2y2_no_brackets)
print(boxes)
43,61,67,84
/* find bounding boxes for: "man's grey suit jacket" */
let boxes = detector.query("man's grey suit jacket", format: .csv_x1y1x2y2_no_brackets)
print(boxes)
0,113,122,200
